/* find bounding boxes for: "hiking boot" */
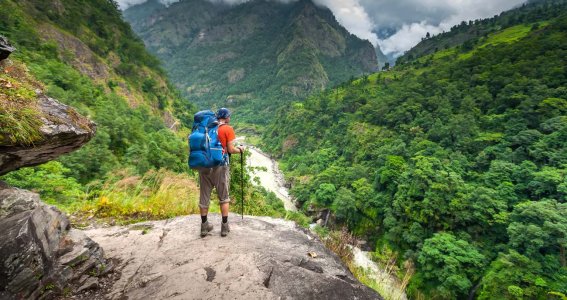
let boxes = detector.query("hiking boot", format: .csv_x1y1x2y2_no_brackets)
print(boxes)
201,221,213,237
221,222,230,237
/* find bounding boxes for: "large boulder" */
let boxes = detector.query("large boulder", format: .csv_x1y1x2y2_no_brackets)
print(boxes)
0,94,96,176
0,36,16,61
84,215,383,299
0,183,111,299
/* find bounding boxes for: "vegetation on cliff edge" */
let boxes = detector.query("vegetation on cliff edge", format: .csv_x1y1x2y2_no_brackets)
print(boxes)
263,1,567,298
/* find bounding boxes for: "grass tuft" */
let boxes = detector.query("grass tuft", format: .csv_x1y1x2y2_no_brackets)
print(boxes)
313,227,413,300
0,60,45,145
72,168,201,225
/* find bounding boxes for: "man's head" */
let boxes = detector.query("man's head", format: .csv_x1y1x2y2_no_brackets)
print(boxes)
217,108,231,121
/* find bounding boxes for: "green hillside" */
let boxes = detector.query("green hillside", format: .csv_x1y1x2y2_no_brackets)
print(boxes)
398,0,566,63
124,0,379,123
262,1,567,299
0,0,199,219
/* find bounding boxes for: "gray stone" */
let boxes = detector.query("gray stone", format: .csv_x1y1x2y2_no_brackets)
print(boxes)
84,215,383,299
0,36,16,61
76,277,99,293
0,94,96,175
0,186,108,299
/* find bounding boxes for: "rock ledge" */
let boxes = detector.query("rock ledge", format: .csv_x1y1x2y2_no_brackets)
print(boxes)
0,94,96,176
84,214,382,300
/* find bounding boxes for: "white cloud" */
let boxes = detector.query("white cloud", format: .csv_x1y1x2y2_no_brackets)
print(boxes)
375,0,527,56
378,21,444,56
116,0,150,10
207,0,249,5
313,0,379,46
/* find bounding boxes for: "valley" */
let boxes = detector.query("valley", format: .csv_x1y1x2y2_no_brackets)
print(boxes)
1,0,566,299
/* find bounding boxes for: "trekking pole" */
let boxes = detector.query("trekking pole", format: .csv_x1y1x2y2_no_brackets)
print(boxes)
240,148,244,220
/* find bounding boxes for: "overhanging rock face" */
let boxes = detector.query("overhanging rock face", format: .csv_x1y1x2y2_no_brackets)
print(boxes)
0,94,96,176
0,183,111,299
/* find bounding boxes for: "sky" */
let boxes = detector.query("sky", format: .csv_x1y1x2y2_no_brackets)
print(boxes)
117,0,527,57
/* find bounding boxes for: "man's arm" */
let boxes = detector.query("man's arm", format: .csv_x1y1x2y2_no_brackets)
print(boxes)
227,140,244,154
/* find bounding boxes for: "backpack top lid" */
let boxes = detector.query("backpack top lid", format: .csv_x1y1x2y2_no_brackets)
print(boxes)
193,110,218,129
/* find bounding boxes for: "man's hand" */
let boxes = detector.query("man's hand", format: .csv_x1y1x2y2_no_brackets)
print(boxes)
228,141,245,154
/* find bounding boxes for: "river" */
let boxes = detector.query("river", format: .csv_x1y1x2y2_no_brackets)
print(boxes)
239,136,407,300
236,136,297,211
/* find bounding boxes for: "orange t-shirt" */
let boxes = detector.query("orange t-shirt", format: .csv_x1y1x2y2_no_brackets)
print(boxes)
218,124,236,154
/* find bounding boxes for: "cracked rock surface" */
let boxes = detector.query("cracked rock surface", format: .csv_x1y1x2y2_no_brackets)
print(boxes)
0,183,110,299
84,214,382,300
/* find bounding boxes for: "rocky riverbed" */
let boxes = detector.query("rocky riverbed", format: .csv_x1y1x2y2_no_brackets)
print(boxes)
245,144,297,211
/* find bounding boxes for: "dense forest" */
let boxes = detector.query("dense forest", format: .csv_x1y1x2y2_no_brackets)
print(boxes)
263,1,567,298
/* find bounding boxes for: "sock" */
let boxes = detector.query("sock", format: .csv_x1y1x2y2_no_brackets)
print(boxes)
222,216,228,223
201,215,207,223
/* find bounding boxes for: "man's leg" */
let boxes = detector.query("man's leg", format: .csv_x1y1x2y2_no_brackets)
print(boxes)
200,207,209,222
220,202,229,220
215,166,231,236
198,168,214,237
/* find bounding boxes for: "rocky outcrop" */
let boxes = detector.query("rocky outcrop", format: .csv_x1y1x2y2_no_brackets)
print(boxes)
38,25,110,82
0,52,105,299
84,215,382,299
0,94,96,176
0,36,16,61
0,183,111,299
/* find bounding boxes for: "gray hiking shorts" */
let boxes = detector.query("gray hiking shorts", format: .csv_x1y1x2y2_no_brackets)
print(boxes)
197,166,230,209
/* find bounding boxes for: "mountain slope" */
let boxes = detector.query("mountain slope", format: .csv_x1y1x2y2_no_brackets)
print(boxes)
262,1,567,299
124,0,379,120
0,0,194,203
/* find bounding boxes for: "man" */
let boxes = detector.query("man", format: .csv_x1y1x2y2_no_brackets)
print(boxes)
199,107,244,237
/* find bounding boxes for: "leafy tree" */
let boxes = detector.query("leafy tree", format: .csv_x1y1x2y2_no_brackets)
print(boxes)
1,162,84,205
417,232,485,299
507,200,567,261
478,250,561,300
314,183,336,207
333,187,359,227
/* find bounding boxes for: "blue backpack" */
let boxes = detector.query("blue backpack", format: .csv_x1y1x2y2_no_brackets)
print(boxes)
188,110,227,168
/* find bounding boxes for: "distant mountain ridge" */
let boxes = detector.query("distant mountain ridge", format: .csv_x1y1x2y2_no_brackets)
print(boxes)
397,0,567,63
124,0,381,116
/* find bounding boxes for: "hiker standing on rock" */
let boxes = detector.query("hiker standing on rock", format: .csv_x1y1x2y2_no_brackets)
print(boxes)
191,108,244,237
